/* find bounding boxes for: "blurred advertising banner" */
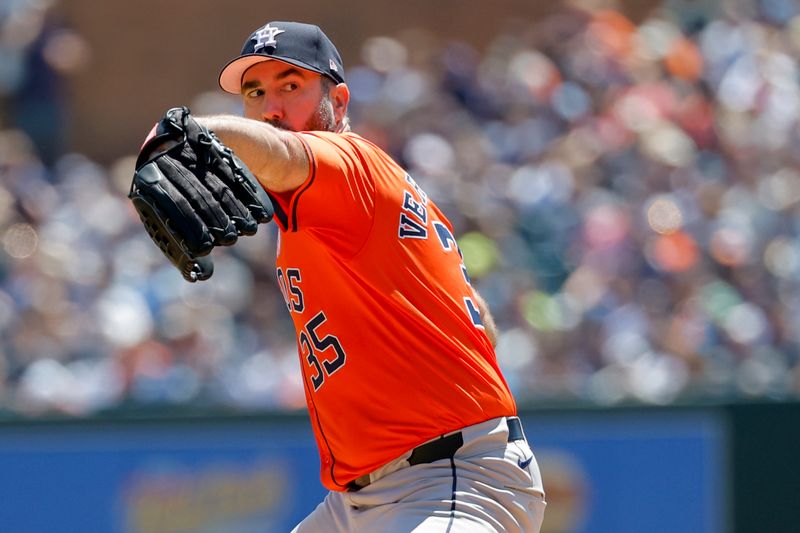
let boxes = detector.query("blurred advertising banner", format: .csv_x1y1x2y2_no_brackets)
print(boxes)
530,409,727,533
0,408,726,532
0,415,325,533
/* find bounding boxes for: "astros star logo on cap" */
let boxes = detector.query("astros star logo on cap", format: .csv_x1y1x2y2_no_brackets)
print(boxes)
253,24,285,52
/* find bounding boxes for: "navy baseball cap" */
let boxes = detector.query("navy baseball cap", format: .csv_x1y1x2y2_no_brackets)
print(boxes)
219,21,345,94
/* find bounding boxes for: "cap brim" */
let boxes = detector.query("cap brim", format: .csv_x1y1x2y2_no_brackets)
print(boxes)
218,54,327,94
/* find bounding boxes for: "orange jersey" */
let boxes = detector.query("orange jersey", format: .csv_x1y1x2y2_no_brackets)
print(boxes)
269,131,516,491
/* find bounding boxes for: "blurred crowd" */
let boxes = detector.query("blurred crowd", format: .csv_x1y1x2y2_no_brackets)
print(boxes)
2,0,800,416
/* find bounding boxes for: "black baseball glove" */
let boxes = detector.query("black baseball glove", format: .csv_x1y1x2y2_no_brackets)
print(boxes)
129,106,274,282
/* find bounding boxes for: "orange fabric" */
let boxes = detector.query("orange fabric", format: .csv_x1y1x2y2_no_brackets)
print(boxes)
271,131,516,491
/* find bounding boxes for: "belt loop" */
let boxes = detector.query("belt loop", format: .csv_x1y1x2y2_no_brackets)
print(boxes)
506,416,526,442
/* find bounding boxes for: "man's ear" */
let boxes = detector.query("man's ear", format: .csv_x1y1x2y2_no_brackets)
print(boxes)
331,83,350,124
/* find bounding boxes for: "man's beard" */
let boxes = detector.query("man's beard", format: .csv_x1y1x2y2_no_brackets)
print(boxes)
267,95,336,132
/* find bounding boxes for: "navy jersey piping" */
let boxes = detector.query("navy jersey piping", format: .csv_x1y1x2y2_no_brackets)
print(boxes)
300,359,346,490
289,135,318,232
266,191,289,229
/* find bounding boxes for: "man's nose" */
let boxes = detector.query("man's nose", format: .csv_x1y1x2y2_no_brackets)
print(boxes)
262,99,284,122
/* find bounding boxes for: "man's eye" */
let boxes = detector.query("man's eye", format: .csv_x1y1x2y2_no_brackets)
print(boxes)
282,83,298,92
246,88,264,98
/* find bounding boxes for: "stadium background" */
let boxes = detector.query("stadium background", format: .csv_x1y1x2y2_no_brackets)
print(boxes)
1,0,799,531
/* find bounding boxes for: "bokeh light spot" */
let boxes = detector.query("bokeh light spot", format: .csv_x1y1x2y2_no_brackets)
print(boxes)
3,223,38,259
458,232,498,278
646,195,683,234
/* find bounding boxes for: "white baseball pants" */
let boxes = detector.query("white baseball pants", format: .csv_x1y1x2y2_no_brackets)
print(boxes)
291,416,546,532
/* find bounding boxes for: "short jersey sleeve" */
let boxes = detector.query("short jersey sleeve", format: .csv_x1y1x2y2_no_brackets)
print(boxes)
269,131,376,258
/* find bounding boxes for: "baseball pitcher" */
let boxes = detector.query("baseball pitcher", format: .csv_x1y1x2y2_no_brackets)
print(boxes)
130,20,545,533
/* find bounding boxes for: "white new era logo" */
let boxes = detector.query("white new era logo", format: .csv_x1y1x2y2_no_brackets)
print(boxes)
253,24,285,51
329,59,338,72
